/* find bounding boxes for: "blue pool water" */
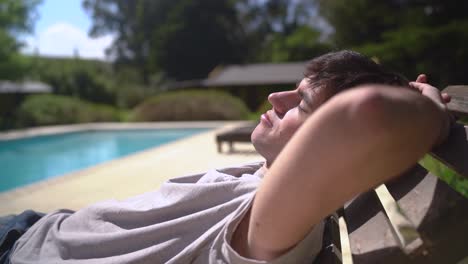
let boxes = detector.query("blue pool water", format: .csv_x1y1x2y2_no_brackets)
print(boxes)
0,128,209,192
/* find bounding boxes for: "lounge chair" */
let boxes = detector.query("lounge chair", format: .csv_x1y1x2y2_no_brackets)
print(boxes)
216,123,257,153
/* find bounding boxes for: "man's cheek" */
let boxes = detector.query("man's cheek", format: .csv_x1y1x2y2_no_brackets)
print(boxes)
290,122,303,136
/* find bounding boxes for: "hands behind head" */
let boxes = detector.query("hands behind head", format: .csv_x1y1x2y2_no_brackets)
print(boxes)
409,74,453,145
411,74,451,104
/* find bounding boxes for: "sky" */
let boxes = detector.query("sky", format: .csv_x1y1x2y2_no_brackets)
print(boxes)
21,0,113,60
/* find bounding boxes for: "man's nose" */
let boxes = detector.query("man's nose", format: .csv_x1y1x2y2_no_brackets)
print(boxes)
268,91,299,115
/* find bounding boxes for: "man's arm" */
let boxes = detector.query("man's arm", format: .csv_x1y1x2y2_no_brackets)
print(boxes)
232,84,450,260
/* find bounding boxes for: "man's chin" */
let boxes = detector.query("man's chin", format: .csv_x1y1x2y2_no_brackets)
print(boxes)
251,126,272,153
251,123,267,143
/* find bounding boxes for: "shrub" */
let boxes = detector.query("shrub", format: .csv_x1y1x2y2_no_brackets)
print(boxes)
131,90,251,121
28,57,157,108
16,94,120,127
249,98,272,121
256,99,272,115
31,58,116,105
114,84,149,109
88,104,121,122
460,116,468,125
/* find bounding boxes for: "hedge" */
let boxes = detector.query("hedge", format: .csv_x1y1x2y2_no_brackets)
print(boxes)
249,98,272,121
16,94,121,127
131,90,250,121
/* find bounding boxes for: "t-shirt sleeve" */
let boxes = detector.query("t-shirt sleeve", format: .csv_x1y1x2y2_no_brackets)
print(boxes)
219,195,325,264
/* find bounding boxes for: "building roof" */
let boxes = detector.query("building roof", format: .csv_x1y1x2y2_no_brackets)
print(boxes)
202,62,307,87
0,81,52,94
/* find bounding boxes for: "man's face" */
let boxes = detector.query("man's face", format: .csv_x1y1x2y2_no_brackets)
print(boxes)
252,78,326,166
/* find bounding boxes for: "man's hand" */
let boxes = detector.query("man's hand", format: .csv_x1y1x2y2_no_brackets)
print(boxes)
412,74,451,104
409,74,452,145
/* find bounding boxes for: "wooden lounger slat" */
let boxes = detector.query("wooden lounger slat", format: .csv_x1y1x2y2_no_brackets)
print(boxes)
374,184,423,254
387,168,468,263
314,214,342,264
430,124,468,178
443,86,468,118
343,165,468,264
338,216,354,264
343,189,405,263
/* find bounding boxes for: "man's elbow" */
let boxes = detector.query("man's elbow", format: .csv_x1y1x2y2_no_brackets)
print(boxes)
340,84,443,148
337,85,398,135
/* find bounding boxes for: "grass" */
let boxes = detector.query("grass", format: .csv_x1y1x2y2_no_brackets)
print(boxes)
419,154,468,198
460,116,468,125
417,118,468,198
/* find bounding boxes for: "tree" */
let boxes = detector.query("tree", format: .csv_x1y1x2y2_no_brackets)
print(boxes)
0,0,41,80
83,0,247,81
258,25,330,62
314,0,468,86
83,0,159,83
149,0,247,80
237,0,330,62
84,0,331,81
314,0,403,47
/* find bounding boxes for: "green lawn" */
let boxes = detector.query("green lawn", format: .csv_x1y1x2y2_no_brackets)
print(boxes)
420,119,468,198
460,117,468,125
419,154,468,198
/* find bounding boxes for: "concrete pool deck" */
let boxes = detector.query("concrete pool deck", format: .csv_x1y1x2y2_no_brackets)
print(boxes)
0,122,262,215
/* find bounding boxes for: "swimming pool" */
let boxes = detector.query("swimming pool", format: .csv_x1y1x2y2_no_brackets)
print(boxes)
0,128,209,192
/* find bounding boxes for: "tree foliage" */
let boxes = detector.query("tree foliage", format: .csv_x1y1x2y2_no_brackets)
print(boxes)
237,0,329,62
83,0,329,81
257,25,330,62
315,0,468,85
83,0,247,81
30,57,115,104
315,0,402,47
0,0,40,80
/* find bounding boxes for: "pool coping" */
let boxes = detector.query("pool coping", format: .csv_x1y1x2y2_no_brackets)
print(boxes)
0,121,243,141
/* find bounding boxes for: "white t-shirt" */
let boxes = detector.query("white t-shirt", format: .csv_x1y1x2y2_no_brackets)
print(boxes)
10,162,324,263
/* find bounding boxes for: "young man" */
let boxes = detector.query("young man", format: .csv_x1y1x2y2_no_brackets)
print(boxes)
231,51,451,261
6,51,451,263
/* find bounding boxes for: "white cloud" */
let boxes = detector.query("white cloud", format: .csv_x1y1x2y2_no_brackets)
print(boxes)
22,22,114,60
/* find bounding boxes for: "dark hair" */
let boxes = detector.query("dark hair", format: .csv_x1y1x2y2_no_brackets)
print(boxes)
304,50,408,97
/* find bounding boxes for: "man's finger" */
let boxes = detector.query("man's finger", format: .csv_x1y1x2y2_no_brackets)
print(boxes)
415,74,427,83
442,93,451,103
409,81,424,92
